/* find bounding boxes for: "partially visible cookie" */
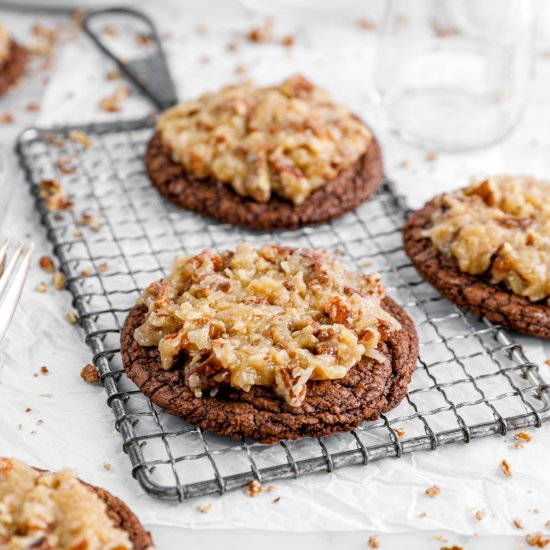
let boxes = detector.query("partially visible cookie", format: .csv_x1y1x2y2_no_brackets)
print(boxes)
0,457,154,549
145,75,383,229
403,176,550,338
0,36,28,97
120,245,418,444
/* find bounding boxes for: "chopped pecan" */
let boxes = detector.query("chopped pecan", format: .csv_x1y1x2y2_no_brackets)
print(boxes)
324,296,352,327
185,352,231,391
496,216,533,229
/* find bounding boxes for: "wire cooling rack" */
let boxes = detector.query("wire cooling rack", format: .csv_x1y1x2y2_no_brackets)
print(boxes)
16,117,550,501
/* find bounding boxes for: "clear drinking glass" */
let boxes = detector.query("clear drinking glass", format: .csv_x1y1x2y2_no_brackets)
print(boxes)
373,0,534,150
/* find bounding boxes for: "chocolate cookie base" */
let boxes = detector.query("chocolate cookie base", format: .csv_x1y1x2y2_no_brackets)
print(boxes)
0,40,27,97
403,200,550,339
120,298,418,445
144,130,384,229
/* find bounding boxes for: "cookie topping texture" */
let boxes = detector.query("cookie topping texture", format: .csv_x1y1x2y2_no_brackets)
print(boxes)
424,176,550,305
156,75,372,205
0,26,10,64
134,244,400,407
0,457,133,549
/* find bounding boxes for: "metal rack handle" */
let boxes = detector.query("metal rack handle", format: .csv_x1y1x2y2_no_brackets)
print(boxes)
82,7,178,111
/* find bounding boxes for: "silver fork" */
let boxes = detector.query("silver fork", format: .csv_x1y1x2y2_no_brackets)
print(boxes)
0,241,33,343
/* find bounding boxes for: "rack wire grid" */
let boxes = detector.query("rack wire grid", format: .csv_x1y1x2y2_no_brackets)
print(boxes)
16,117,550,501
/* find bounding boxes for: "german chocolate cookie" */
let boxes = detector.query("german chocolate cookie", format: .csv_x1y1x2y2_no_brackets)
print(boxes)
121,297,417,444
403,194,550,339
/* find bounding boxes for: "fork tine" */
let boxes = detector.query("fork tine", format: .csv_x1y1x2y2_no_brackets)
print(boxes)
0,243,23,299
0,244,33,342
0,240,8,277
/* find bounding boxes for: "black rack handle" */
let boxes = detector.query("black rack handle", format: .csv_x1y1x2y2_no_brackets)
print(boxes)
82,7,178,111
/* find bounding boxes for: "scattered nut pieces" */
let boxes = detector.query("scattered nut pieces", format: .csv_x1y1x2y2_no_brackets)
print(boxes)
425,485,440,498
196,504,213,514
56,158,78,175
545,359,550,367
65,311,79,325
106,69,121,81
39,256,55,273
27,22,61,58
135,33,154,47
69,130,91,148
98,262,108,273
40,366,49,375
80,268,92,277
0,112,14,124
367,535,379,549
394,427,405,438
515,431,532,442
39,179,73,212
425,149,438,162
26,102,41,112
25,407,32,413
102,25,117,37
103,462,112,471
526,532,549,548
245,19,274,43
266,485,274,493
440,546,463,550
44,132,65,148
514,518,524,529
359,17,378,30
52,271,66,290
281,35,295,47
500,459,512,479
100,85,131,113
272,497,281,504
36,419,44,426
80,363,99,384
475,509,486,521
246,479,263,497
35,282,47,293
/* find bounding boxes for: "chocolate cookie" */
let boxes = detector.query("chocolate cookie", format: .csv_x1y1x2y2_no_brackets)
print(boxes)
403,200,550,338
144,130,384,230
0,40,27,97
120,298,418,445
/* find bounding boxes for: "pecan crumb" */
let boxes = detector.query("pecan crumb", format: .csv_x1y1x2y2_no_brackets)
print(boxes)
515,431,532,443
52,271,66,290
196,504,213,514
103,462,112,471
80,364,99,384
266,485,274,493
545,359,550,367
102,25,117,37
245,19,274,43
440,546,463,550
65,311,79,325
246,479,263,497
26,102,41,112
434,535,447,542
425,484,440,498
359,17,377,30
35,282,47,293
0,112,14,124
273,497,281,504
36,419,44,426
514,518,524,529
367,535,379,548
475,509,486,521
100,85,131,113
39,256,55,273
501,459,512,478
56,158,77,175
69,130,91,148
394,427,405,438
98,262,108,273
526,532,549,548
281,35,295,47
106,69,121,81
40,366,49,375
426,149,438,162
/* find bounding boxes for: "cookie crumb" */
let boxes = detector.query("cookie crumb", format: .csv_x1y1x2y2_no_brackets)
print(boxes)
359,17,377,30
525,532,549,548
40,366,49,375
98,262,108,273
425,484,440,497
515,431,532,443
273,497,281,504
514,518,524,529
394,427,405,438
65,311,79,325
39,256,55,273
246,479,263,497
367,535,379,548
501,459,512,478
425,149,438,162
103,462,112,471
245,19,274,43
100,85,131,113
196,504,213,514
81,364,99,384
24,407,32,413
35,282,47,293
40,179,73,212
53,271,66,290
69,130,91,148
475,509,486,521
281,35,295,47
